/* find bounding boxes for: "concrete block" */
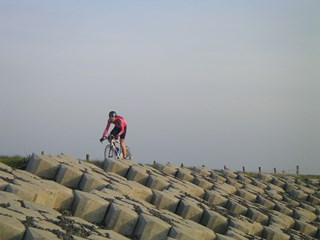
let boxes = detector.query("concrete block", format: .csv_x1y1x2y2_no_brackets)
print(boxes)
133,213,171,240
146,173,170,191
126,165,149,185
0,162,13,172
221,170,238,179
12,169,42,183
244,183,265,195
79,173,107,192
257,173,274,183
153,162,177,175
290,189,308,201
104,202,139,236
108,180,153,202
237,189,257,202
225,227,250,240
169,179,205,198
300,202,317,213
210,172,226,183
192,166,212,176
271,177,286,188
265,189,283,201
214,183,237,195
0,171,16,182
72,190,110,224
6,183,38,202
237,174,253,184
274,203,293,216
283,196,300,208
226,178,243,189
200,209,228,233
204,190,228,207
299,185,315,195
0,178,8,190
168,219,216,240
262,226,290,240
55,164,83,188
0,215,26,240
294,220,318,238
24,227,60,240
175,168,194,182
44,180,74,210
26,153,60,179
89,230,130,240
251,179,268,190
103,158,130,177
256,195,275,209
293,207,317,221
228,216,264,236
268,210,295,229
307,196,320,205
267,183,285,194
0,191,23,208
226,199,248,216
215,233,236,240
0,207,27,221
151,189,180,213
284,183,298,193
176,198,204,222
246,207,269,225
193,177,214,190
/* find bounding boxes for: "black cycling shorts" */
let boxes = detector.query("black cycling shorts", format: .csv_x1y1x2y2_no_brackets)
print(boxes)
110,126,127,139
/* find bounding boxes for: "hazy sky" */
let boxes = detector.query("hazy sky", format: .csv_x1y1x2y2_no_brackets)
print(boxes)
1,1,319,174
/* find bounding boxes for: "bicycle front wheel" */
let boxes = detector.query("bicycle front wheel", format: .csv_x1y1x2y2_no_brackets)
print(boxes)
104,145,117,160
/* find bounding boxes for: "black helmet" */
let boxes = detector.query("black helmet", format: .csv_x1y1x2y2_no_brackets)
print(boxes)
109,111,117,117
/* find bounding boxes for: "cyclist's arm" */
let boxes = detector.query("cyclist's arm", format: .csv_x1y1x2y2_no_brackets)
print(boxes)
102,121,111,138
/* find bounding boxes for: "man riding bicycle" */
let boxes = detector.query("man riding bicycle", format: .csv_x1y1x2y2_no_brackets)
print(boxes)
100,111,128,159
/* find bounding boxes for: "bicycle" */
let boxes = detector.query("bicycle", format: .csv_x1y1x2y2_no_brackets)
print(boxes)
102,135,132,160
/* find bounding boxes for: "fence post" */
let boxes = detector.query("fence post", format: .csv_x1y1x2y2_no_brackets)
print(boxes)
242,166,246,173
274,168,277,174
86,154,90,161
258,167,261,173
296,165,299,175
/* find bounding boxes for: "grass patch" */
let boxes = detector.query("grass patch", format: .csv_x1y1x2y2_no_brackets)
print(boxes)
0,155,31,169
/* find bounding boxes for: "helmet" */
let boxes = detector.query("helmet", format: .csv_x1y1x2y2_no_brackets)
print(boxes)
109,111,117,118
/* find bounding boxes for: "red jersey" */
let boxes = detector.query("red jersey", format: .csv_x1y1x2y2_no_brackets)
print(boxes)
102,115,127,137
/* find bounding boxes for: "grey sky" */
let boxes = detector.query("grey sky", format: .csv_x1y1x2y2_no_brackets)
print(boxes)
0,1,319,174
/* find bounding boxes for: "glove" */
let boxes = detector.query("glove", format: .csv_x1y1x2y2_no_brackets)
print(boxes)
100,137,105,143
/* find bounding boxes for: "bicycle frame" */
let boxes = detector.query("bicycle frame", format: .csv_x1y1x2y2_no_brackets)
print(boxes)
104,135,132,160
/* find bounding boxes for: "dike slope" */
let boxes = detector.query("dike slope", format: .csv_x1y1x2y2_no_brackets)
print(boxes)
0,153,320,240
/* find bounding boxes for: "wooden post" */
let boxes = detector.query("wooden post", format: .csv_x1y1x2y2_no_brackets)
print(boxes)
86,154,90,161
242,166,245,173
258,167,261,173
274,168,277,174
296,165,299,175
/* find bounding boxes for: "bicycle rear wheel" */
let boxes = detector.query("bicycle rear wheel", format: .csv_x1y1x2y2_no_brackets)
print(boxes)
104,145,117,160
125,146,132,160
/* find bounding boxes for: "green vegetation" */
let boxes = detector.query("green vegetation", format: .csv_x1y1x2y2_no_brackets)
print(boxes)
0,155,31,169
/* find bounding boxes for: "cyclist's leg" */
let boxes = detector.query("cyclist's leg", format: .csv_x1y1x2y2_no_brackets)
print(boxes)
120,126,127,158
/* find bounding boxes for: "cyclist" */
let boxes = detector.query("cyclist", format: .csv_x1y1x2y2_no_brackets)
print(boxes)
100,111,128,159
